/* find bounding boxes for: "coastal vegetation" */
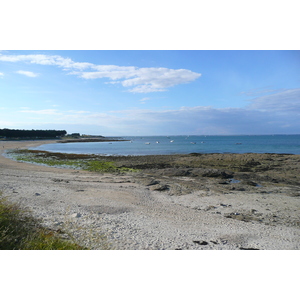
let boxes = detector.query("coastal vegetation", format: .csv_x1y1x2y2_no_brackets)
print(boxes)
6,149,300,200
7,149,300,186
0,128,66,139
0,193,85,250
7,149,137,173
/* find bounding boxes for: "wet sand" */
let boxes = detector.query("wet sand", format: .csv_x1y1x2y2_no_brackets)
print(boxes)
0,140,299,249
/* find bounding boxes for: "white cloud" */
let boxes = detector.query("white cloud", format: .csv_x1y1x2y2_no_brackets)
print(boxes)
16,70,39,77
139,97,150,104
8,94,300,135
0,53,201,93
0,72,4,77
122,68,201,93
0,54,93,70
19,109,62,115
107,104,300,135
76,66,201,93
240,87,281,97
246,88,300,112
67,110,91,114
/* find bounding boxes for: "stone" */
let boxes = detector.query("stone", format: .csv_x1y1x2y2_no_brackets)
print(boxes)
146,179,160,186
150,184,169,191
71,213,82,218
193,240,208,245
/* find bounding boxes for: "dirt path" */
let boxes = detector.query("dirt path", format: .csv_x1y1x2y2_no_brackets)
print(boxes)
1,140,299,249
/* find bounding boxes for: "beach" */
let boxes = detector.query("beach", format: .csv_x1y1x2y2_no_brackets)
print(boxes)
0,140,299,250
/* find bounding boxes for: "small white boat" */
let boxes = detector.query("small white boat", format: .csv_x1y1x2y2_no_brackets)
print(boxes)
170,140,174,143
145,142,150,145
190,142,196,144
156,141,160,143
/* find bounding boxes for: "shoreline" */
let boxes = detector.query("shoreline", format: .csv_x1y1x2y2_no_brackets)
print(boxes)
1,140,299,249
57,138,129,143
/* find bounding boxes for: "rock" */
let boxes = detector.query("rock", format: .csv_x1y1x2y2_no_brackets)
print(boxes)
150,184,169,191
204,205,216,211
193,240,208,245
210,240,218,244
192,168,233,179
71,213,82,218
235,187,246,191
240,247,259,250
52,178,63,182
218,180,229,184
245,180,258,186
146,179,160,186
161,168,191,177
54,221,64,226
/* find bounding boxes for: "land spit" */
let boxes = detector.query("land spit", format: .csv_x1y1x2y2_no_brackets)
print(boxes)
0,140,299,249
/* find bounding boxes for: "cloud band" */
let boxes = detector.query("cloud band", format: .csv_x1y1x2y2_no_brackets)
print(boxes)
0,53,201,93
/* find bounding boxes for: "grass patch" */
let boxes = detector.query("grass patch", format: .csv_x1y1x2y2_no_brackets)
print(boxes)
7,149,137,173
84,160,136,173
0,195,85,250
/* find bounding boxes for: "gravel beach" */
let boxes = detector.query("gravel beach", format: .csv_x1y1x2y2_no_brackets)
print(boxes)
1,140,299,250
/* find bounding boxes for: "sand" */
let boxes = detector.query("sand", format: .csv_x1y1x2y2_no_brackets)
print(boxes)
0,140,299,250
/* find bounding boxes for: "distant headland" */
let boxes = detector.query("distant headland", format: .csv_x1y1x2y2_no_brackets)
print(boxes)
0,128,127,143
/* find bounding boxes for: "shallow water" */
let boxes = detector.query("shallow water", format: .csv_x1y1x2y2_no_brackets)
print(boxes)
32,135,300,155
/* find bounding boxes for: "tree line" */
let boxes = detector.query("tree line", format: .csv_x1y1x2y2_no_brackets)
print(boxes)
0,128,67,139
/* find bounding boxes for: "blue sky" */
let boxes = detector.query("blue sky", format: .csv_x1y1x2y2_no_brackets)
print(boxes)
0,50,299,136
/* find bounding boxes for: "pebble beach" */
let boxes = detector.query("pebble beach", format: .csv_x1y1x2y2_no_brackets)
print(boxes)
1,140,299,250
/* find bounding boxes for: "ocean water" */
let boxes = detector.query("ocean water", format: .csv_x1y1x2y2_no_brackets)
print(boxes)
32,135,300,156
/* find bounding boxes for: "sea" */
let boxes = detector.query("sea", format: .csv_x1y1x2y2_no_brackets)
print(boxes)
31,135,300,156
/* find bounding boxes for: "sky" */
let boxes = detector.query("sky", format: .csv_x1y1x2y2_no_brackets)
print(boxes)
0,50,299,136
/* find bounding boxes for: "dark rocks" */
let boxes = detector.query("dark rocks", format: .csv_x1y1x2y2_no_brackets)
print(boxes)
210,240,218,244
244,180,259,186
204,205,217,211
218,180,229,184
193,240,208,245
240,247,259,250
157,168,233,179
150,184,169,191
52,178,69,183
146,179,160,186
104,152,300,197
161,168,192,177
235,187,246,191
189,153,202,156
197,169,233,179
220,203,231,207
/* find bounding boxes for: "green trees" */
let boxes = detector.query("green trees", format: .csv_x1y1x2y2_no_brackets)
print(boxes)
0,128,67,139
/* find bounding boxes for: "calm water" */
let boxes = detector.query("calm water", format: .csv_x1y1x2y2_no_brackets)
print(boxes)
32,135,300,156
